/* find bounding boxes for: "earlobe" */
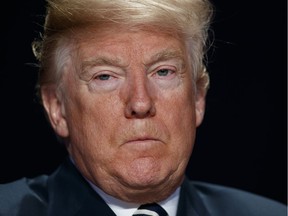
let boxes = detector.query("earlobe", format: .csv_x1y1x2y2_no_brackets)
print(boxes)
41,86,69,138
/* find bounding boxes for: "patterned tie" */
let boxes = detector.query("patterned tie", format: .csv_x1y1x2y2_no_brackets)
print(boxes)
132,203,168,216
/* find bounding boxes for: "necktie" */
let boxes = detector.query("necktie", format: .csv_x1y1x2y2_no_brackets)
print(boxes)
132,203,168,216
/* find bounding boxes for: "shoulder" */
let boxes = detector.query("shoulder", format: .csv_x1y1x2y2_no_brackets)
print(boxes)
183,179,287,216
0,175,48,215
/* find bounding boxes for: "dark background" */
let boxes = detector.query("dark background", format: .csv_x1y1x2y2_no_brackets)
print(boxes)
0,0,286,205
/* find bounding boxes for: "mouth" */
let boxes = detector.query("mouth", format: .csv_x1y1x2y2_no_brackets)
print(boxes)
126,137,159,144
123,137,163,150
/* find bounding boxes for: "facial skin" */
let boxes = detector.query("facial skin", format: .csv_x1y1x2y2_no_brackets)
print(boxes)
42,27,206,203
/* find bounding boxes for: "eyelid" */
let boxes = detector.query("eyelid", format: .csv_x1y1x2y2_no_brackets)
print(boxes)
87,67,124,92
147,59,182,74
82,65,124,81
149,65,178,78
156,67,175,74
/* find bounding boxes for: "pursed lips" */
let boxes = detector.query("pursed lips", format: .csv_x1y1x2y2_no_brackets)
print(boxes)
126,137,159,144
122,136,164,150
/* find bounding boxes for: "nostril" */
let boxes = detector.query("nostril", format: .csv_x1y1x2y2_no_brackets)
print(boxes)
125,101,156,119
131,109,151,118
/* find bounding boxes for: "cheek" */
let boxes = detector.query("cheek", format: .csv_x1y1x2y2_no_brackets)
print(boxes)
159,90,196,147
66,103,122,176
160,84,196,128
64,91,119,148
71,100,119,140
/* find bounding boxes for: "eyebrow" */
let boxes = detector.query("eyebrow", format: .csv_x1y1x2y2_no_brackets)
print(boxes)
81,57,124,71
144,49,186,68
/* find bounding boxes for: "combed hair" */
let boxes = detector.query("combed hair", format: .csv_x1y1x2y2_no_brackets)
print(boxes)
32,0,214,101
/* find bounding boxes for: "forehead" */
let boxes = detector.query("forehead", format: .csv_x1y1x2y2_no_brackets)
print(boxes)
73,26,188,62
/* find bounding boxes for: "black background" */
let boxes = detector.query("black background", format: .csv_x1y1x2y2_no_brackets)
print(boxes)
0,0,287,204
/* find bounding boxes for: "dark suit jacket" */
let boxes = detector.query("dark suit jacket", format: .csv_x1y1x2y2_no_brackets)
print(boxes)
0,157,286,216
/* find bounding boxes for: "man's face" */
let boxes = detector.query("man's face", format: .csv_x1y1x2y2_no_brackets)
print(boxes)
43,27,206,202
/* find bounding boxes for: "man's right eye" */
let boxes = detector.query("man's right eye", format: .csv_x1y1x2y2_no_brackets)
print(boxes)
95,74,111,80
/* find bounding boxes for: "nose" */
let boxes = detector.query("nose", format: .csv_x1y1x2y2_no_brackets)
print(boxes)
124,76,156,119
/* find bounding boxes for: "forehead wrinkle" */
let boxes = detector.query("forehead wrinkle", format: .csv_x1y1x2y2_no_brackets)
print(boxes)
83,56,125,68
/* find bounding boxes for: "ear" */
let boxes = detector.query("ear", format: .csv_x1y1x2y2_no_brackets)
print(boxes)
41,85,69,138
195,87,207,127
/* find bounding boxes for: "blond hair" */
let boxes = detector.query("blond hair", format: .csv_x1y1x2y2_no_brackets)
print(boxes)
32,0,213,100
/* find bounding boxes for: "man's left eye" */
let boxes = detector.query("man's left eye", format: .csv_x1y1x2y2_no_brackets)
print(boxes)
156,69,173,76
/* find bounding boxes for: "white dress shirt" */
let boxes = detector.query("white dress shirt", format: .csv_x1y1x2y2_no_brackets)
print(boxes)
87,180,180,216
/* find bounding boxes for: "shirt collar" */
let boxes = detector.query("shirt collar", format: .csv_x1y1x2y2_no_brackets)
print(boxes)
87,180,180,216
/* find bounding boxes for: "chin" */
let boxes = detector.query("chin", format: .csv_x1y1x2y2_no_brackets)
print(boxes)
120,159,181,190
123,157,166,181
118,173,182,203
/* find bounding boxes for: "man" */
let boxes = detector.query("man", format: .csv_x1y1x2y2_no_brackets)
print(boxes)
0,0,286,215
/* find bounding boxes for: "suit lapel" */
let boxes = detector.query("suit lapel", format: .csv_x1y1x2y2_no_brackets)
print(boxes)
46,157,116,216
176,177,211,216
